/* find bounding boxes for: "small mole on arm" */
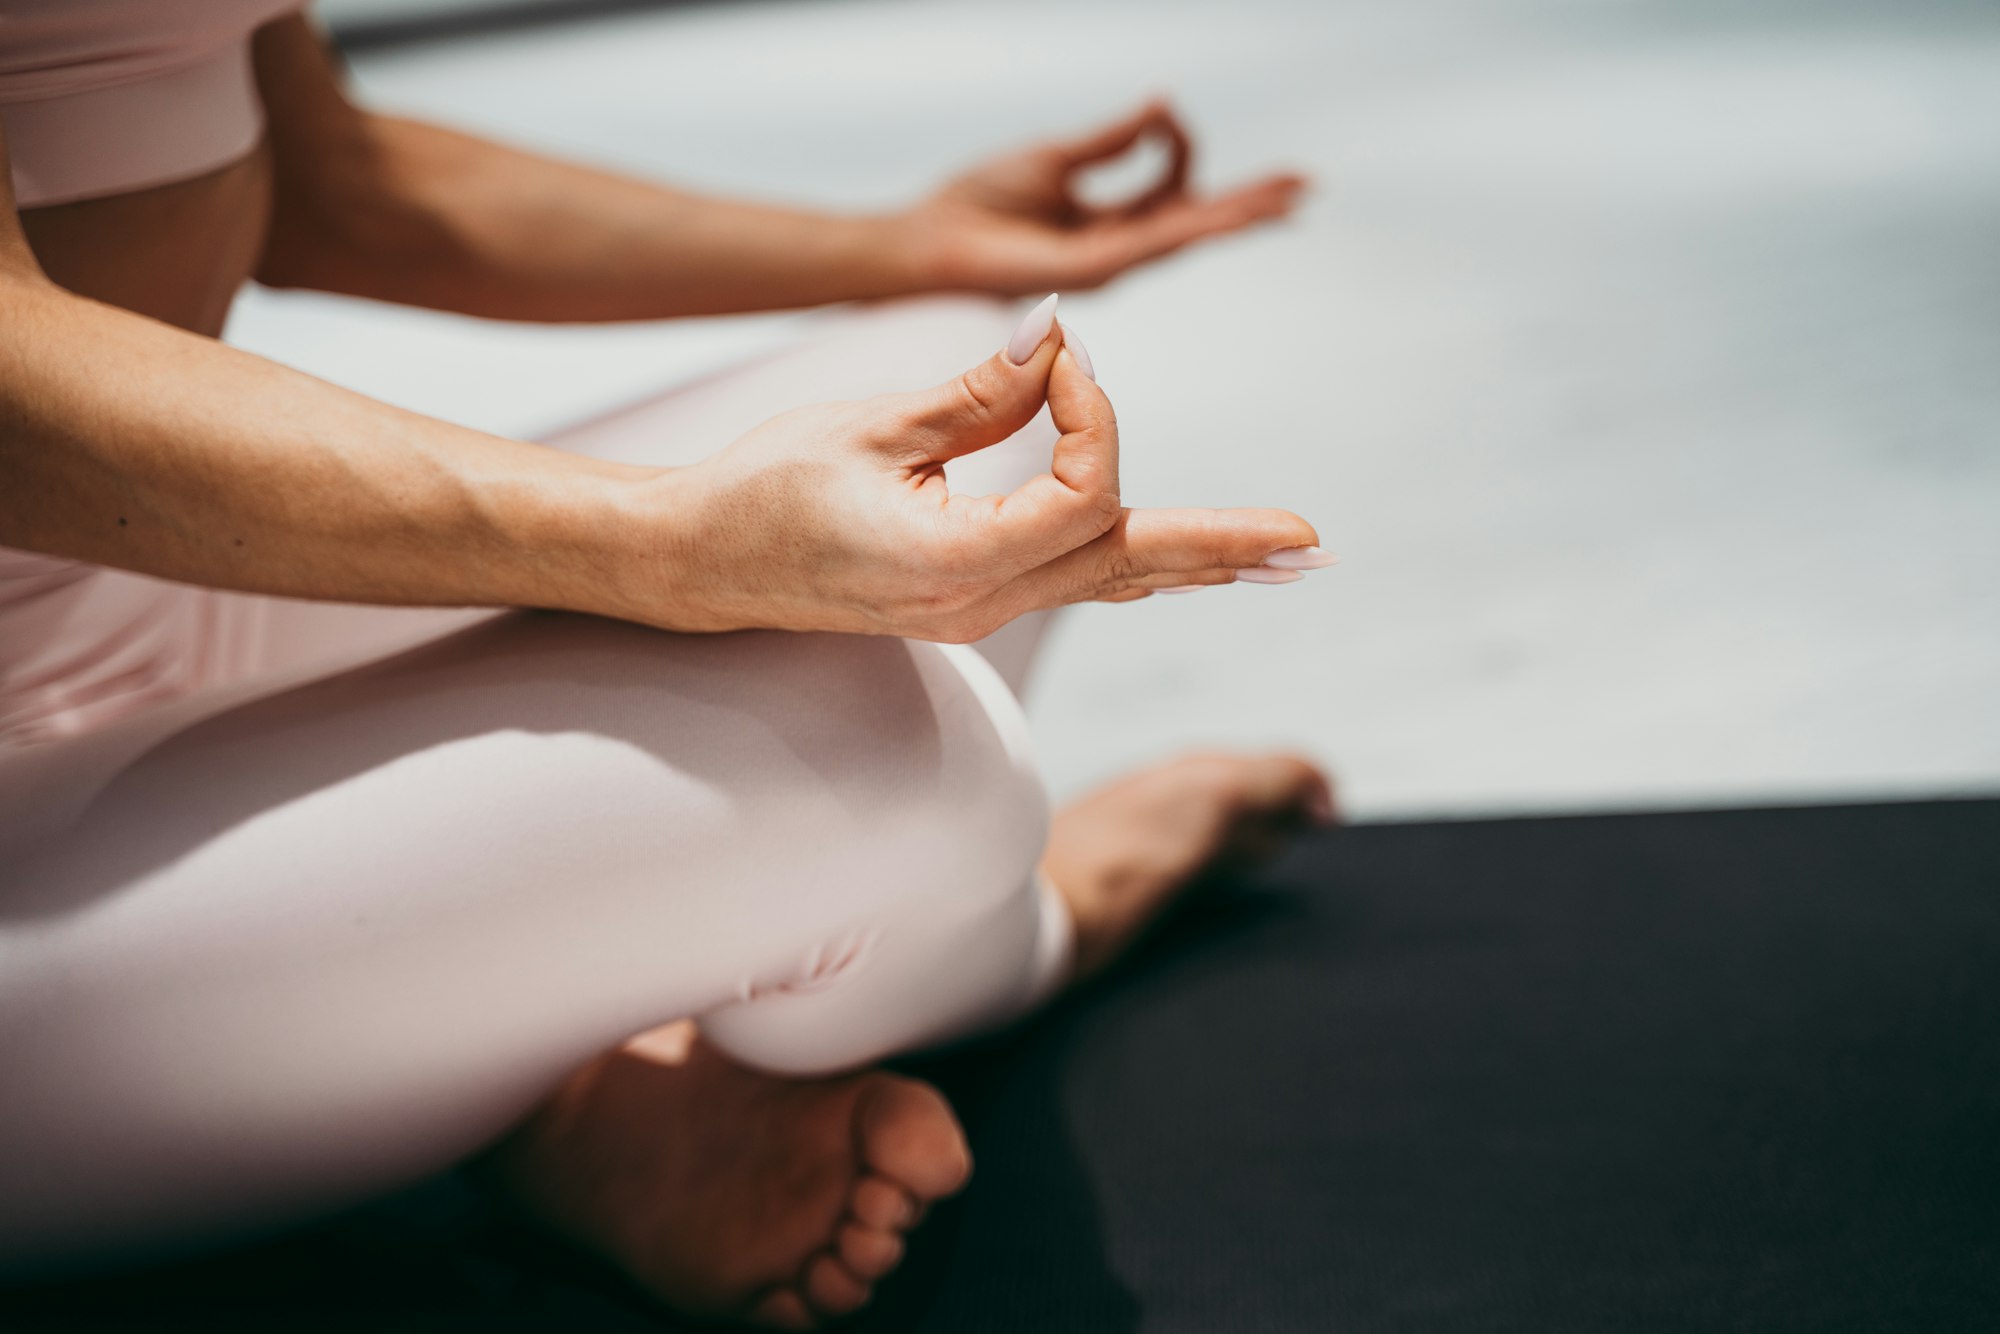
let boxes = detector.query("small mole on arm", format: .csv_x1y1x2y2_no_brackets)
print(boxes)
117,517,127,526
234,538,244,547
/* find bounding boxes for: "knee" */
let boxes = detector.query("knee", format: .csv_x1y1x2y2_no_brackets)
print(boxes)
696,637,1055,1075
814,636,1051,916
742,630,1049,917
907,640,1050,902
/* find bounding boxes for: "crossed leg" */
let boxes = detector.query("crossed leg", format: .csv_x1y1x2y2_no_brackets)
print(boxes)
0,298,1331,1327
0,299,1066,1314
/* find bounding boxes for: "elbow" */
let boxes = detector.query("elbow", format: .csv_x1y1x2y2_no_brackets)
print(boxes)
0,260,61,319
0,220,53,292
254,130,367,292
253,171,386,294
253,200,359,293
253,114,443,296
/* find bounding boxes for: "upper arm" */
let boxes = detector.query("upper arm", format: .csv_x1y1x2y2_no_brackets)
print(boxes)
250,12,382,284
251,11,371,160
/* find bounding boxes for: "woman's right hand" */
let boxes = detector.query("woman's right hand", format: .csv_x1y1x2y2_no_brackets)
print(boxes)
597,299,1328,643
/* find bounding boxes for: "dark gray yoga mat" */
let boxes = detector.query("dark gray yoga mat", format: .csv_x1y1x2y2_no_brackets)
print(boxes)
7,798,1998,1331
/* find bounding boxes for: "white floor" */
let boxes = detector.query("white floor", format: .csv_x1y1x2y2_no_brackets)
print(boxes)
235,0,2000,819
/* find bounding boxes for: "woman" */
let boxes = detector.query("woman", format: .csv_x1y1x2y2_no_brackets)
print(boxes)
0,3,1338,1326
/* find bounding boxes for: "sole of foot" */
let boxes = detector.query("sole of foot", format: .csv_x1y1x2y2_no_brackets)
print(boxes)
479,1025,971,1329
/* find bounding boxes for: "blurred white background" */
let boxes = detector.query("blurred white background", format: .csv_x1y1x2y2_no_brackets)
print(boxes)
236,0,2000,819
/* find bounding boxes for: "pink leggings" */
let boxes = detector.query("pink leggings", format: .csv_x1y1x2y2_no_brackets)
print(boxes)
0,299,1072,1268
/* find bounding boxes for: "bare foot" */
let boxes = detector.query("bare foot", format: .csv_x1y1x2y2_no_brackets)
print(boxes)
485,750,1329,1325
480,1023,970,1329
1044,750,1336,980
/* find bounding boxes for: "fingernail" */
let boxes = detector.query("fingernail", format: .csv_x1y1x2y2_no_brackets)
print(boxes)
1059,323,1095,381
1262,545,1339,570
1005,293,1060,365
1156,584,1205,594
1235,567,1303,585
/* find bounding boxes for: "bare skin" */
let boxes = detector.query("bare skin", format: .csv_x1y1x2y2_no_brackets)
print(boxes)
18,147,271,337
4,12,1335,1324
1046,750,1336,980
483,752,1336,1328
2,21,1320,616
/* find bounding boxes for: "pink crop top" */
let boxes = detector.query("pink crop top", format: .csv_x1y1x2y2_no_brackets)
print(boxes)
0,0,303,208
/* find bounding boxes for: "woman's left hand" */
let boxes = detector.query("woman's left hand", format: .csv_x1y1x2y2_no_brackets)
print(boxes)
902,99,1307,296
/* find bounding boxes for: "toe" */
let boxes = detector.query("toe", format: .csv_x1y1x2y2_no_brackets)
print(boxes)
854,1076,972,1201
837,1220,905,1279
1216,753,1337,835
1276,753,1337,818
1239,753,1332,812
804,1252,872,1316
748,1287,816,1331
848,1174,917,1231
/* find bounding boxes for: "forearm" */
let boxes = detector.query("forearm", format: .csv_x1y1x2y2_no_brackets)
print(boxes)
258,113,933,322
0,272,655,613
247,12,935,323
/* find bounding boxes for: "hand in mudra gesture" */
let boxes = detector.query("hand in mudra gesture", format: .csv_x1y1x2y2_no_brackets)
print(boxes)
908,99,1308,295
613,298,1326,642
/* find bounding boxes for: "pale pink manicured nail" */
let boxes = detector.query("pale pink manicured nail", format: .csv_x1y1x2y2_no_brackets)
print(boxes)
1059,323,1095,381
1005,293,1060,365
1263,545,1339,570
1235,567,1303,585
1156,584,1205,594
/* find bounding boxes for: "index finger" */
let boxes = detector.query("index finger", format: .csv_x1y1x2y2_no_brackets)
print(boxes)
1057,100,1193,207
1056,98,1169,164
1110,107,1193,218
952,339,1122,571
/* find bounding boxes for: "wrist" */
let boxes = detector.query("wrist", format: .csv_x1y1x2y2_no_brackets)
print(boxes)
876,203,989,297
461,454,658,621
549,463,734,632
851,208,950,299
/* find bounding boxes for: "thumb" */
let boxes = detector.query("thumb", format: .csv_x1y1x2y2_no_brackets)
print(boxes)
883,294,1063,465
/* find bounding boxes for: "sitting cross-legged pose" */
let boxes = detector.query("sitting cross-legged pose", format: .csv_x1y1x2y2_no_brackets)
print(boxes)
0,4,1339,1327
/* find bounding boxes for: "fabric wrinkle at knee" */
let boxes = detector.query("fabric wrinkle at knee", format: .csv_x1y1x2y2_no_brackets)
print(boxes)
697,863,1060,1078
734,925,881,1005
